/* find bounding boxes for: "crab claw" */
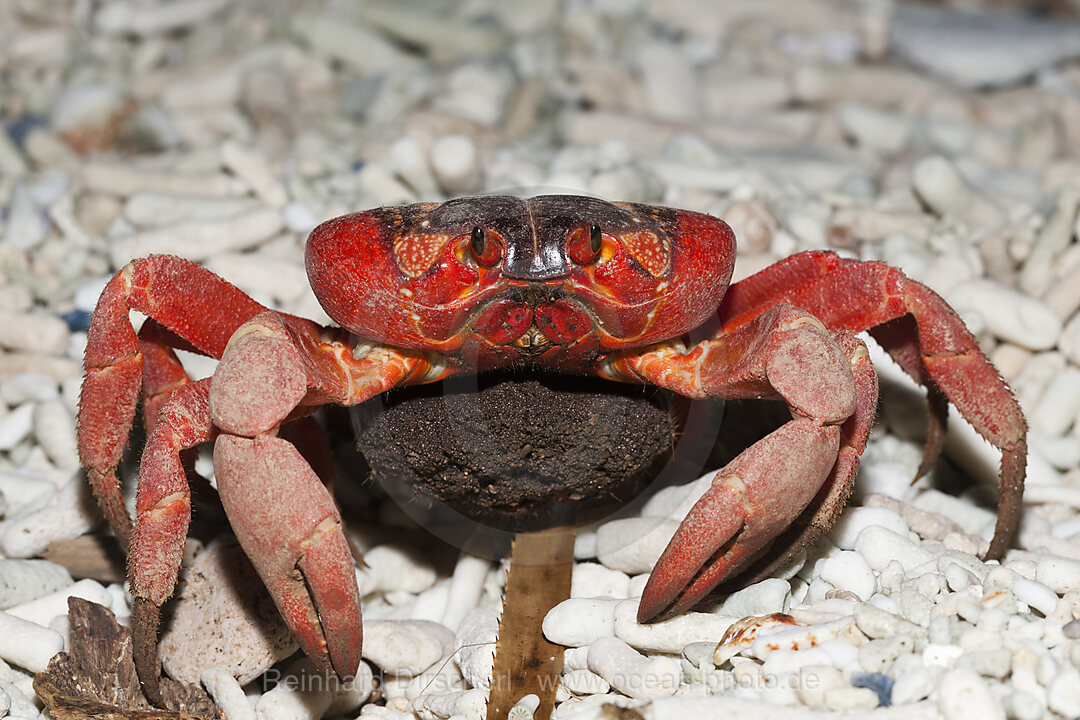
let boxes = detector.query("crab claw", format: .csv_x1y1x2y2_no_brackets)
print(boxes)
638,420,840,622
214,434,362,679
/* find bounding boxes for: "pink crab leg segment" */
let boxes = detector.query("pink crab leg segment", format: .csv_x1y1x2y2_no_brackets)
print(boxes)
208,310,450,678
214,434,361,679
138,320,192,435
718,250,1026,559
124,377,216,701
79,255,269,547
128,378,215,605
641,421,840,621
649,332,878,620
606,305,862,621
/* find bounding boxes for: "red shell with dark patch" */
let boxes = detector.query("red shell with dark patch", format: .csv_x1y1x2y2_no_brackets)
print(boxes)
305,195,737,371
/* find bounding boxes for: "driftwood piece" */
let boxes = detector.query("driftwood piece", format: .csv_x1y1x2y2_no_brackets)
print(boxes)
33,597,222,720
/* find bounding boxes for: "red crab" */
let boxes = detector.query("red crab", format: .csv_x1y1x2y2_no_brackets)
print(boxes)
78,194,1025,697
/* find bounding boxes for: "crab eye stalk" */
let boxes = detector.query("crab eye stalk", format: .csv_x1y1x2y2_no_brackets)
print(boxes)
568,224,604,266
468,226,500,267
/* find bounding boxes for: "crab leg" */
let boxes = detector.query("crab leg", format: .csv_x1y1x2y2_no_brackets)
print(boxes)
79,256,268,548
207,310,453,680
603,304,877,621
125,377,217,703
717,250,1026,559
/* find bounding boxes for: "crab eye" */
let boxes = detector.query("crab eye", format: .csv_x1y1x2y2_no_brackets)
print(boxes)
468,226,500,267
568,224,604,266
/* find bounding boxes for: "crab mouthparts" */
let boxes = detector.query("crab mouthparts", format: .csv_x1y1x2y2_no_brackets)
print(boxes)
512,326,552,356
470,287,595,357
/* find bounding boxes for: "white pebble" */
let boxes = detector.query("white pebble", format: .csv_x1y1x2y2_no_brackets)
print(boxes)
284,202,319,234
1012,577,1059,616
824,686,879,711
854,525,935,573
0,610,64,673
255,668,332,720
0,404,35,451
6,578,112,627
108,208,284,266
891,654,935,704
325,663,376,718
1031,366,1080,436
200,667,257,720
830,506,911,550
411,687,486,720
637,42,698,120
859,634,915,673
82,162,249,197
924,642,965,668
912,155,1001,228
716,578,791,617
1020,186,1080,296
364,544,438,594
441,552,490,632
562,668,609,695
290,13,409,75
837,101,912,154
454,606,497,689
0,470,55,513
854,602,928,641
571,562,631,599
220,140,288,207
32,399,78,469
388,136,439,198
612,599,735,654
430,134,481,195
0,559,72,610
1036,555,1080,593
911,489,998,539
938,667,1005,719
0,674,38,718
123,192,258,227
1061,313,1080,368
97,0,232,34
409,579,450,624
587,636,679,699
595,517,677,574
542,597,618,647
1028,431,1080,472
1048,667,1080,718
0,373,59,405
946,279,1061,350
0,311,69,355
362,620,454,677
204,253,310,307
818,550,876,601
0,475,100,558
5,184,47,252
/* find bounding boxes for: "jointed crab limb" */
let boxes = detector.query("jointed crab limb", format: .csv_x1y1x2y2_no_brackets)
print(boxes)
737,331,878,587
717,251,1027,558
206,310,449,678
608,305,874,621
214,435,361,678
137,320,196,435
128,378,215,703
78,256,270,547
